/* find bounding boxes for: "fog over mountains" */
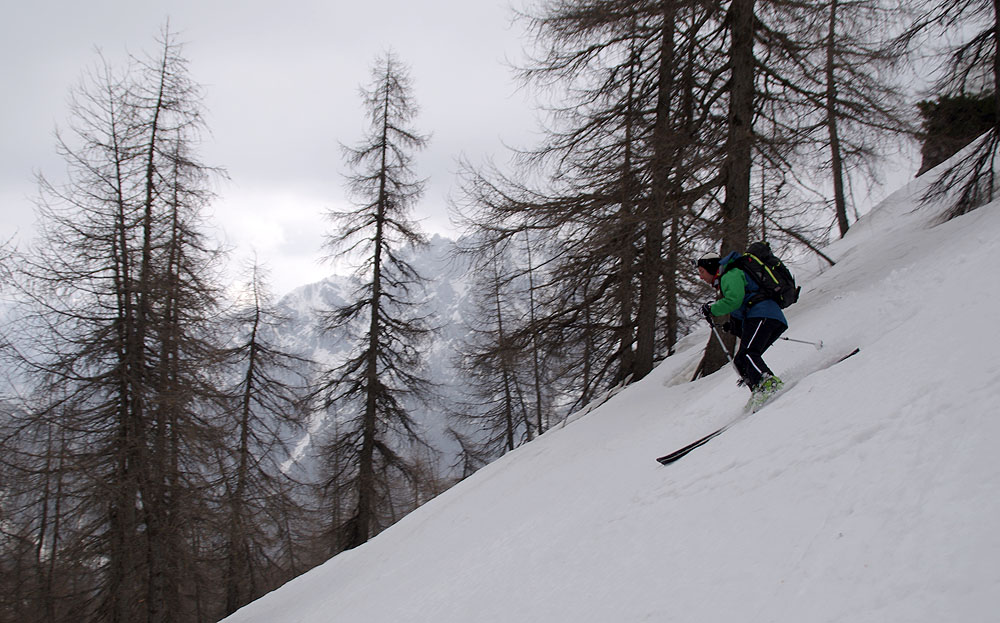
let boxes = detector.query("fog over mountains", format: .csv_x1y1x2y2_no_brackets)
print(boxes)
270,234,476,477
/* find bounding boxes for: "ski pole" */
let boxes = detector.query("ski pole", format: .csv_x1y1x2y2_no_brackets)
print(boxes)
779,336,824,350
705,318,745,386
709,321,735,364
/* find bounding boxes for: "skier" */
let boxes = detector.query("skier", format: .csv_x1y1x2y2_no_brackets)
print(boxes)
696,251,787,409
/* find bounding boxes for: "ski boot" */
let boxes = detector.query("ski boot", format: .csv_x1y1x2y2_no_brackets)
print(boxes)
746,374,784,412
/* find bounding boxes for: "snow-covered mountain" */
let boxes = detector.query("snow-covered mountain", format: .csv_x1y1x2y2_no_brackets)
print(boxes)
224,159,1000,622
272,234,475,472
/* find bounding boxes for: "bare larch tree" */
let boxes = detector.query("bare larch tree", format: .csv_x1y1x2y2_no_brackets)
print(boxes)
313,53,436,551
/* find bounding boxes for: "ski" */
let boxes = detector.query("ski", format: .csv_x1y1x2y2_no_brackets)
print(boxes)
655,347,861,466
655,424,731,465
835,347,861,363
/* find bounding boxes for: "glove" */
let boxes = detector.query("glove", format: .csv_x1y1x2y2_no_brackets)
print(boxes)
722,319,741,336
700,302,714,323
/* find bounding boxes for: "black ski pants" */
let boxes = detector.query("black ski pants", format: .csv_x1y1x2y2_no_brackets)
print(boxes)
733,317,786,390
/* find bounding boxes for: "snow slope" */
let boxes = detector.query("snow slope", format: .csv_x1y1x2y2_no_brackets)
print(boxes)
223,169,1000,622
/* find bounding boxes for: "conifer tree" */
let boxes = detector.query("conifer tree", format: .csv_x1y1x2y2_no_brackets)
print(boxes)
4,28,227,622
450,240,534,459
219,261,311,615
314,53,436,550
457,0,721,397
900,0,1000,219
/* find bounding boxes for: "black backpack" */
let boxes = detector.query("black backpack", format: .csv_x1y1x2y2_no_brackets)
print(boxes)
727,241,800,309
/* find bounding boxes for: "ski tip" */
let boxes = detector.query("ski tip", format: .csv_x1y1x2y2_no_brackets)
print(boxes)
837,347,861,363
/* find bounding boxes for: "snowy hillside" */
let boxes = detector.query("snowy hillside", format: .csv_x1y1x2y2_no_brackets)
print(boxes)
223,167,1000,622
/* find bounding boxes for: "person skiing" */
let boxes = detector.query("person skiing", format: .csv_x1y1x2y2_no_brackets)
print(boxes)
696,251,787,409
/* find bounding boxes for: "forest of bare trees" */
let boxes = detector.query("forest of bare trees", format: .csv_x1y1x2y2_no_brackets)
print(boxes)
1,1,994,621
449,0,925,445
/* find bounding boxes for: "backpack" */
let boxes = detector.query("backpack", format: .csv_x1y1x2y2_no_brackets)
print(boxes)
727,241,800,309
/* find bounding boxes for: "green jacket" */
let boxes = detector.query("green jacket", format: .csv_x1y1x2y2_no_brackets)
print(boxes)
710,268,747,317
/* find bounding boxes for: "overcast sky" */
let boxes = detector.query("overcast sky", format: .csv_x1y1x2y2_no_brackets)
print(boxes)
1,0,538,295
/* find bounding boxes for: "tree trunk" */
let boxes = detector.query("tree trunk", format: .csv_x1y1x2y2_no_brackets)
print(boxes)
226,293,260,615
524,230,545,435
491,259,518,452
720,0,755,256
826,0,850,238
702,0,755,377
354,93,393,549
993,0,1000,137
635,4,678,380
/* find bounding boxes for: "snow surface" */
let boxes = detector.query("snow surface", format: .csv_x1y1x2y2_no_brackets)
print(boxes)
223,165,1000,622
